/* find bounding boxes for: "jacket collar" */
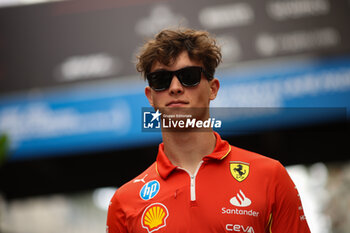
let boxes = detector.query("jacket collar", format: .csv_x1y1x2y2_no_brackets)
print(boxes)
156,132,231,179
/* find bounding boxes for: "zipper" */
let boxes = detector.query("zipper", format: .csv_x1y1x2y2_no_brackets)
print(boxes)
177,160,204,201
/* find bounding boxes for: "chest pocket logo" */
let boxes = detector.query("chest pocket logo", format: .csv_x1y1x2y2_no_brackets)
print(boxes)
230,161,250,182
140,180,160,200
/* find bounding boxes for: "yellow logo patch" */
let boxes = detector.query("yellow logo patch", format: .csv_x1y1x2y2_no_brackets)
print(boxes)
141,203,169,233
230,161,250,182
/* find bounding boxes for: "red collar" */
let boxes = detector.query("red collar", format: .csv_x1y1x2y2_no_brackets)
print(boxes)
156,132,231,179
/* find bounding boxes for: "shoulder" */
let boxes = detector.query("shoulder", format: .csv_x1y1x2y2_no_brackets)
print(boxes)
111,162,158,204
107,163,159,233
229,145,281,167
228,145,287,179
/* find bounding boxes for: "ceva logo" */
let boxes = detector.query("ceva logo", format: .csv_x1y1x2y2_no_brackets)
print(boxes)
230,190,251,207
226,224,255,233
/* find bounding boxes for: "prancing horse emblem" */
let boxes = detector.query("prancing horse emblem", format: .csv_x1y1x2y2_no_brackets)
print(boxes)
230,161,250,182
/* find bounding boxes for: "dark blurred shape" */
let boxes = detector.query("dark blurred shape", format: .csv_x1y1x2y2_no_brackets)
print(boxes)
0,133,9,166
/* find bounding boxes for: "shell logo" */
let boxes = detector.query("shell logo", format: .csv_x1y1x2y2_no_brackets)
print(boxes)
141,203,169,233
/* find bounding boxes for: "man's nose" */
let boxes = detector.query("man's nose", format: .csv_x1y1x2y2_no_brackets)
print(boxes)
168,75,184,95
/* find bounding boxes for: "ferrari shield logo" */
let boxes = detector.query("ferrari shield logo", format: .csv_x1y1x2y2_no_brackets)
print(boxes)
230,161,250,182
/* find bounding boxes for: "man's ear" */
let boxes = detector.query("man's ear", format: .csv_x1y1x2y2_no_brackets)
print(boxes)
145,86,154,107
209,78,220,100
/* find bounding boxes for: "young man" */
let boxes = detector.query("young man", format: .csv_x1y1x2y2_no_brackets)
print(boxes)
107,28,311,233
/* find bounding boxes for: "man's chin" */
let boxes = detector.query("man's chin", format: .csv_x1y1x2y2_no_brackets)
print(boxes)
160,107,192,116
160,107,210,126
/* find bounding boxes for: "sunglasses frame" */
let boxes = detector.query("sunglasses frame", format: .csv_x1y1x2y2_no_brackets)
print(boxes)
146,66,213,91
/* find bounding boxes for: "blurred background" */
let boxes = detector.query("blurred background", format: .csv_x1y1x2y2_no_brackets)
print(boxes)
0,0,349,232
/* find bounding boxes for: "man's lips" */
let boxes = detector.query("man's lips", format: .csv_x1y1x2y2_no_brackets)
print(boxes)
166,100,189,107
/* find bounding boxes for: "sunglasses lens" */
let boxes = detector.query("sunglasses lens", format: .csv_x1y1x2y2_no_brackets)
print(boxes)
147,66,204,91
177,67,202,87
147,71,172,91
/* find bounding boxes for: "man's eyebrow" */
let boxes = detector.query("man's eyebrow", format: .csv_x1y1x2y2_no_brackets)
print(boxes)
152,68,169,72
152,66,193,73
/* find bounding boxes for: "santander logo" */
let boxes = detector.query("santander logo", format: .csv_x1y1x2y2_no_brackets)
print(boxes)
230,190,251,207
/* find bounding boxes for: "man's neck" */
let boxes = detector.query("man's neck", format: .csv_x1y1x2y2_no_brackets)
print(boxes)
162,130,216,175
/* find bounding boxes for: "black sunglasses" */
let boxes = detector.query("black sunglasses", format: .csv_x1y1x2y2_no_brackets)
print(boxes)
146,66,212,91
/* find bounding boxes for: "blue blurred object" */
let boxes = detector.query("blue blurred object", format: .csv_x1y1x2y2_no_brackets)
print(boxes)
0,55,349,161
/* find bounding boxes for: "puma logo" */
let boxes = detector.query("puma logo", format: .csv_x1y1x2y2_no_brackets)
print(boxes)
133,174,148,183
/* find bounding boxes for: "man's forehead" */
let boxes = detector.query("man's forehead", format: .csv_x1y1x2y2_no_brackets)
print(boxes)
150,52,202,72
150,60,173,71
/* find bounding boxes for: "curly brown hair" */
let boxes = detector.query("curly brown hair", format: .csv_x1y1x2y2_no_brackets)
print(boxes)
136,28,222,79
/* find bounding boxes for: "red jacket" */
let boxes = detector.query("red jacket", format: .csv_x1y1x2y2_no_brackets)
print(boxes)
107,132,310,233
